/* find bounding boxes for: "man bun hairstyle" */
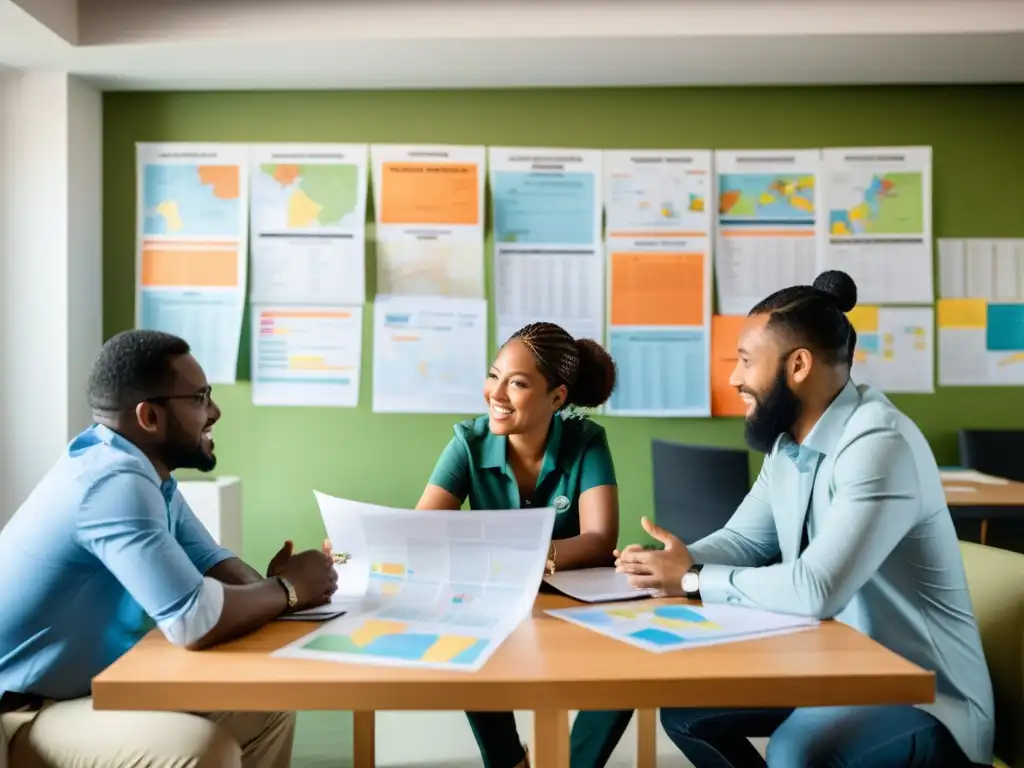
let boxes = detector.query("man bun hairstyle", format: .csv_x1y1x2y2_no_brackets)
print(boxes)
749,270,858,366
812,269,858,313
508,323,617,409
87,329,191,412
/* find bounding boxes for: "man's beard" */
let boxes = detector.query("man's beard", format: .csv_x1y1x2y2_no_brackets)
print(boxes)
743,364,802,454
163,421,216,473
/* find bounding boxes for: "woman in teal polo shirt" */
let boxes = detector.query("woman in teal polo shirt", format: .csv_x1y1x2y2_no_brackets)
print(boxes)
417,322,633,768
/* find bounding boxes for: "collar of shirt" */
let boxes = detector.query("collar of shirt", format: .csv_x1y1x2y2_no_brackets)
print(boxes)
88,423,178,504
478,412,565,487
775,379,861,470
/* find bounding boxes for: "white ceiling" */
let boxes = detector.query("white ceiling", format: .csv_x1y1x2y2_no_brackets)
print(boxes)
2,0,1024,90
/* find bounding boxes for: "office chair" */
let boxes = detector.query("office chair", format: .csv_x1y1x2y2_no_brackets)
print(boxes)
651,440,751,544
958,429,1024,483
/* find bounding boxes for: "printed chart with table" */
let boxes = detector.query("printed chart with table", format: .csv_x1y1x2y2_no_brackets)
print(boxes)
548,601,818,652
275,494,555,670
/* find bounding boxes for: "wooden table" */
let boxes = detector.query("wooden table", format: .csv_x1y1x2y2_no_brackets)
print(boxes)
944,477,1024,544
93,594,934,767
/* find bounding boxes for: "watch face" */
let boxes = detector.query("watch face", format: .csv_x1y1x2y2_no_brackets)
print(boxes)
682,572,699,593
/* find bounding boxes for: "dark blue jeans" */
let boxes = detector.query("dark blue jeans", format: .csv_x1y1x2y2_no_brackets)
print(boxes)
660,705,977,767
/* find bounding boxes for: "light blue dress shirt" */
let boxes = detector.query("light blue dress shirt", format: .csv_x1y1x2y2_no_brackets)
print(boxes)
690,381,995,765
0,424,233,700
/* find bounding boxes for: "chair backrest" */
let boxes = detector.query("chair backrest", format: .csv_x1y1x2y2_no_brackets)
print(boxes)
958,429,1024,483
960,541,1024,767
651,440,750,544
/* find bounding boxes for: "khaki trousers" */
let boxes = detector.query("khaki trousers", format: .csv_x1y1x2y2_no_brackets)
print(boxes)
1,697,294,768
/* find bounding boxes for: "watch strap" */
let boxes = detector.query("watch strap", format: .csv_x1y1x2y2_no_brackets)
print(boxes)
276,576,298,608
683,563,704,599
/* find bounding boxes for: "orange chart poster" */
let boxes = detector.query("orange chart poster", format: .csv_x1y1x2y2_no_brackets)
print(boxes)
371,144,486,298
711,315,747,417
135,142,248,384
605,239,712,417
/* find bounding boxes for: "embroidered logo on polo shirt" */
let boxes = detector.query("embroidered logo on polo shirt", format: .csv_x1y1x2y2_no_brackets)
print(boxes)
553,495,570,512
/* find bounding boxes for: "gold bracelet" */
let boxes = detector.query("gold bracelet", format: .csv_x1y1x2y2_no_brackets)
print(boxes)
547,541,557,575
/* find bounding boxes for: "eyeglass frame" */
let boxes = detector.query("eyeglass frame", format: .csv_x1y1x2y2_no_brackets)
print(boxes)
145,386,213,408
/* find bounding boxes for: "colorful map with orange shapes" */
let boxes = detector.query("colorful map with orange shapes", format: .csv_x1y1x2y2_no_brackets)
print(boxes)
143,164,241,237
258,163,360,228
718,173,815,221
301,618,491,665
829,172,923,236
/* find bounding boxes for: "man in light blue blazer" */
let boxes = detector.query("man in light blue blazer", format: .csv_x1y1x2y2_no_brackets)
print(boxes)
617,270,994,767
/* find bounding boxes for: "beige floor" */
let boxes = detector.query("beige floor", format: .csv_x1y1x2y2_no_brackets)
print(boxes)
294,710,767,767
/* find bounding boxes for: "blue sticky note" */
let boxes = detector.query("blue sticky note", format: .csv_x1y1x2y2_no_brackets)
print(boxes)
986,304,1024,352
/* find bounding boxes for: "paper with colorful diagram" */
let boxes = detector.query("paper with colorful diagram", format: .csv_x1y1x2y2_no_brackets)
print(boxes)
273,494,555,671
546,600,818,653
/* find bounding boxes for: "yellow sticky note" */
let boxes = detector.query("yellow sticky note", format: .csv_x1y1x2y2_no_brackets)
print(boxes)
846,305,880,332
937,299,987,329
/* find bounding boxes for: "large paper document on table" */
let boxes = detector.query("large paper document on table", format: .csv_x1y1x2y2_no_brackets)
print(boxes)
274,494,555,671
547,600,818,653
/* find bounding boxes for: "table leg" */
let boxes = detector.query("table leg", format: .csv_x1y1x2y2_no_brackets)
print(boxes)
980,518,989,546
353,711,375,768
532,709,569,768
636,708,657,768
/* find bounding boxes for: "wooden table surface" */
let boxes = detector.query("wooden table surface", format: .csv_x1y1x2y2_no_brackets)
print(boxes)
944,477,1024,507
92,594,934,767
93,593,933,712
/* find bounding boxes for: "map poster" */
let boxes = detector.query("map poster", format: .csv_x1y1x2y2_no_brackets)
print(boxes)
821,146,933,304
370,144,486,298
135,143,248,384
713,150,823,315
250,144,369,306
603,149,712,239
371,295,487,414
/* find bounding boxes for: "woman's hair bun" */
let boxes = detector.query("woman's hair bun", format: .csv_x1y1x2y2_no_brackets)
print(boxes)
812,270,858,313
568,338,617,409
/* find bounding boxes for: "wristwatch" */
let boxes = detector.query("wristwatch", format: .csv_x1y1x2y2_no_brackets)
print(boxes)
681,564,704,600
276,576,298,609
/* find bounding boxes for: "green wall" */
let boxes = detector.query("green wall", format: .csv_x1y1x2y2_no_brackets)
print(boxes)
103,86,1024,569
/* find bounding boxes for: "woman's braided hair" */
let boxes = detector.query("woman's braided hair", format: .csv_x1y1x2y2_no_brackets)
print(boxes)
508,322,617,408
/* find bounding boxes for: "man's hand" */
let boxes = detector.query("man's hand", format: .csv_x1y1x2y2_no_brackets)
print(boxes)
274,547,339,610
267,538,333,578
614,517,694,597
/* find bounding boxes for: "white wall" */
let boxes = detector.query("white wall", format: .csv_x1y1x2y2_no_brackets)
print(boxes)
66,76,103,436
0,72,102,522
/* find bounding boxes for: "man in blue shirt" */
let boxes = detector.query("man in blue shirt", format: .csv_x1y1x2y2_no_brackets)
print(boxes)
617,271,994,767
0,330,338,768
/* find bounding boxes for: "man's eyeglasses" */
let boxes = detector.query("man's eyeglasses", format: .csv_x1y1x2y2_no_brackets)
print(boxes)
147,386,213,408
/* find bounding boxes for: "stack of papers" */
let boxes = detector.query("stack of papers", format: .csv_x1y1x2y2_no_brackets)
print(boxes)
273,494,555,671
547,601,818,652
543,567,655,603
